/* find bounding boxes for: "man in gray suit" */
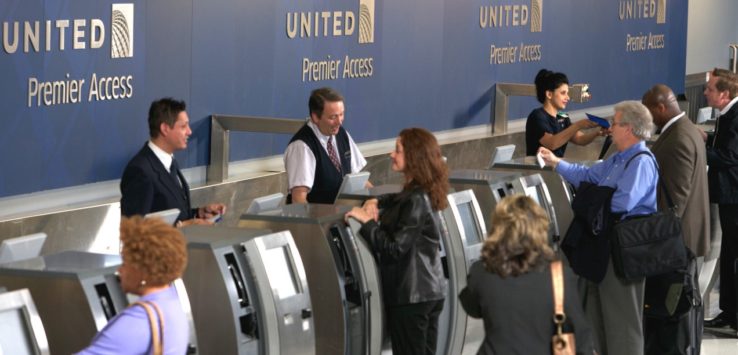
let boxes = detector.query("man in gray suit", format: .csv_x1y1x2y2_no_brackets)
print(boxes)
642,84,710,353
642,84,710,257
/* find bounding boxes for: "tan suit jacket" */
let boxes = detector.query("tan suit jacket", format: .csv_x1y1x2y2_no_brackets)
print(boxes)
651,115,710,256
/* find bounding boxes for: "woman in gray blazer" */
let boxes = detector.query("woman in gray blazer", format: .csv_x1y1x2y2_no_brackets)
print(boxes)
459,195,596,354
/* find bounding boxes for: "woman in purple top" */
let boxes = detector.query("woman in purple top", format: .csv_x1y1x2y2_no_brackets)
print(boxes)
77,216,190,355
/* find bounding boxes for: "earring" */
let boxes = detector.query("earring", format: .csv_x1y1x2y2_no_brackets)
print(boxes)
139,280,147,287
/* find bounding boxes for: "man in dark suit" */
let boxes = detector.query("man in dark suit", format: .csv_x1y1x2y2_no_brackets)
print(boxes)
642,84,710,352
643,84,710,257
120,98,226,225
703,68,738,330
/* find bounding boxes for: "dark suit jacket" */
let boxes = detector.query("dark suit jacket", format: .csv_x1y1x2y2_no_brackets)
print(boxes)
707,102,738,204
651,116,710,256
459,260,595,355
120,143,195,222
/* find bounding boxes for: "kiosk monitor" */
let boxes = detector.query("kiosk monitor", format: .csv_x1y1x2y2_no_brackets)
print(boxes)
488,144,515,168
0,233,47,264
246,193,285,214
144,208,180,226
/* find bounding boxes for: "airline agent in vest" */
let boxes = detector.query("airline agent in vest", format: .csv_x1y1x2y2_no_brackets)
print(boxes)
285,87,369,203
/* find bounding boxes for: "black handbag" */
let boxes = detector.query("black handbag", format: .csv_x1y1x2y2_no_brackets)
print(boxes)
610,153,688,281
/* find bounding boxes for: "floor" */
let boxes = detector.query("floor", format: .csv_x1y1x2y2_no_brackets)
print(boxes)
702,286,738,354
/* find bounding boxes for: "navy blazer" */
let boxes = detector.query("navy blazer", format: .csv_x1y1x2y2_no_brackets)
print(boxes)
120,143,195,222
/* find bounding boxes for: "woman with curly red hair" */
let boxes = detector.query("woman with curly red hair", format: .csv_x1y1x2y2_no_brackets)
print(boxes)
77,216,189,355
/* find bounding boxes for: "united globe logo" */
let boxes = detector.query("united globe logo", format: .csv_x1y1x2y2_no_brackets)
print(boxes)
358,0,374,44
111,4,134,58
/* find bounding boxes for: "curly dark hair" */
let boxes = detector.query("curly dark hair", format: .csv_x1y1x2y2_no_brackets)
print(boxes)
398,127,449,211
119,216,188,286
481,195,553,278
534,69,569,104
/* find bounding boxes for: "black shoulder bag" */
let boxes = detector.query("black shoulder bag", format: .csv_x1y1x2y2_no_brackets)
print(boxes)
610,152,688,281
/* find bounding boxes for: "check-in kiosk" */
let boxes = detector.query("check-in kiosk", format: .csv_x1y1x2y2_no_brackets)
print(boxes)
238,204,382,355
517,173,561,245
0,288,50,355
448,170,522,229
180,226,315,355
439,190,488,355
491,156,598,237
0,251,199,354
0,251,126,354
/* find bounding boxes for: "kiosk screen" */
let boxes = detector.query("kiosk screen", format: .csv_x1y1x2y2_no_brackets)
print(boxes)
264,246,299,299
456,201,483,246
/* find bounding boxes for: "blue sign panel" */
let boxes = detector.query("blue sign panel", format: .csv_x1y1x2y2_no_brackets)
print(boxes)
0,0,687,197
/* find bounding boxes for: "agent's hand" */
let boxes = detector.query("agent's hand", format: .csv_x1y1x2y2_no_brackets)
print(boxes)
198,203,227,219
537,147,561,168
576,119,599,129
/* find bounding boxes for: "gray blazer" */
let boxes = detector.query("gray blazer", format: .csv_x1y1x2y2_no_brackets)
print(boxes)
651,116,710,256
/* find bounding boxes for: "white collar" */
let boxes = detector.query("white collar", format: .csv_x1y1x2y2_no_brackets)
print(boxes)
720,96,738,116
307,120,334,145
661,112,685,134
148,140,174,172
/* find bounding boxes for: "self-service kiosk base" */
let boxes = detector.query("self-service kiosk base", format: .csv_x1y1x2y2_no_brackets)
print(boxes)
181,226,315,355
239,204,382,355
0,251,125,354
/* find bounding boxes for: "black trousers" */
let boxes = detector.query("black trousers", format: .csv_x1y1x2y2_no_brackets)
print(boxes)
387,299,444,355
718,204,738,314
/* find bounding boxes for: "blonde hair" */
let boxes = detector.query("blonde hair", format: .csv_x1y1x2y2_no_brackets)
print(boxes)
119,216,188,286
481,195,553,277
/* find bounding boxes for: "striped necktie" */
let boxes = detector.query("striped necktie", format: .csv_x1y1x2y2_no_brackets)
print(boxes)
327,136,342,172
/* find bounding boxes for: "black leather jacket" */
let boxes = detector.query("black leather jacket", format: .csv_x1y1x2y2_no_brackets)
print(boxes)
359,186,447,306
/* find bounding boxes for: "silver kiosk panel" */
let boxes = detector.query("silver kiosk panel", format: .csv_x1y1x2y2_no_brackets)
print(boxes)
181,226,314,355
491,156,599,236
0,288,50,355
438,190,489,355
448,170,522,230
239,204,382,355
0,251,125,354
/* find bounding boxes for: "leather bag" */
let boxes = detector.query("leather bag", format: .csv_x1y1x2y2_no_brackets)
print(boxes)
551,260,576,355
610,152,688,281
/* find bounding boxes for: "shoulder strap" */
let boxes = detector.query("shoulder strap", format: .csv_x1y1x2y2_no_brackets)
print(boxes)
623,150,677,210
133,301,165,355
551,260,565,318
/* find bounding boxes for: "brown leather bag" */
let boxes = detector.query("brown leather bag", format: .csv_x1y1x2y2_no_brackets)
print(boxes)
551,261,576,355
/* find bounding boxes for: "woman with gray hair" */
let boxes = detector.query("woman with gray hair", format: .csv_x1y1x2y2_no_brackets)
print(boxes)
538,100,658,355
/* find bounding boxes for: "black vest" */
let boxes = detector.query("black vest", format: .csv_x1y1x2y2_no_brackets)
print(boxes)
288,124,352,203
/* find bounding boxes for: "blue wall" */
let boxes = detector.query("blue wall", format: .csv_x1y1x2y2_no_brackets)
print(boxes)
0,0,687,197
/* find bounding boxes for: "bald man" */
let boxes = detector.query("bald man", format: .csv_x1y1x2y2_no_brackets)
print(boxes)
641,84,710,353
642,84,709,257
